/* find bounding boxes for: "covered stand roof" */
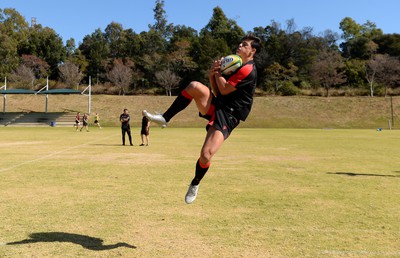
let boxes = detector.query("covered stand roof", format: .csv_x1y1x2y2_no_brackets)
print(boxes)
0,89,37,94
36,89,81,94
0,89,81,95
1,77,92,113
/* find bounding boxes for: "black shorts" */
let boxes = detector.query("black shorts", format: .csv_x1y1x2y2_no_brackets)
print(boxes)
141,128,149,136
94,120,99,124
199,99,240,140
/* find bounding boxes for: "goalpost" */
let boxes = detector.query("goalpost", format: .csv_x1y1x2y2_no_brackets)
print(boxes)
81,76,92,114
1,77,6,113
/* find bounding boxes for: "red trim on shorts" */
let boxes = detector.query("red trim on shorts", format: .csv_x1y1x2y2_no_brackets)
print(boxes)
206,103,216,126
181,90,193,100
206,103,215,116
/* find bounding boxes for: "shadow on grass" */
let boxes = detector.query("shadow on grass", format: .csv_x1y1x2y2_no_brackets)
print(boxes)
328,172,400,178
90,143,129,146
6,232,136,251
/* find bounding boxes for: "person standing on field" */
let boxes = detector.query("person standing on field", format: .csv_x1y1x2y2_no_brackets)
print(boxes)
80,113,89,132
143,34,261,204
94,112,102,129
140,111,151,146
120,108,133,146
74,112,80,131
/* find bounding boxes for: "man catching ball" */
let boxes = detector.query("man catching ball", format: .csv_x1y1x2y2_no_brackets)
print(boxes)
143,34,261,204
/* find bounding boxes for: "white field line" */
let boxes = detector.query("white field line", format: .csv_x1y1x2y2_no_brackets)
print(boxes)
0,133,116,173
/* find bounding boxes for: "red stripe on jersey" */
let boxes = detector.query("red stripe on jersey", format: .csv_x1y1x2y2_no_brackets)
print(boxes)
227,63,254,87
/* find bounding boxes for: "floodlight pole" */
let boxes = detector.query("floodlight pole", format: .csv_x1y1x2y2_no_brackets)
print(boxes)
1,77,6,113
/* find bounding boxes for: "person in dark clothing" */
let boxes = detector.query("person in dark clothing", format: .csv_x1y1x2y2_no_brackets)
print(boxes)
120,109,133,146
143,34,261,204
74,112,80,131
80,113,89,132
140,111,151,146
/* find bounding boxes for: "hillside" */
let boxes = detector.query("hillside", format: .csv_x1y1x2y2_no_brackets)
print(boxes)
1,94,399,129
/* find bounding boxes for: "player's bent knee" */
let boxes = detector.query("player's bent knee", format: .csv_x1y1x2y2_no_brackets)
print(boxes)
187,81,208,92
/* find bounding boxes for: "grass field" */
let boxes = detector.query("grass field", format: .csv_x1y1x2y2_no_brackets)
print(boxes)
0,127,399,257
3,94,400,128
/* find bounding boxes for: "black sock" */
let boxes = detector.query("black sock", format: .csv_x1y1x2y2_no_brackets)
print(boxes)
191,159,210,186
163,90,193,122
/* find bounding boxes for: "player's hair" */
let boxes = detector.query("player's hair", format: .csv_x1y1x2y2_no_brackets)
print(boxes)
241,33,262,55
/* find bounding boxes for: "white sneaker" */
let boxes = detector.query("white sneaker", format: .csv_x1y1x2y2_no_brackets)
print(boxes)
185,184,199,204
143,110,167,128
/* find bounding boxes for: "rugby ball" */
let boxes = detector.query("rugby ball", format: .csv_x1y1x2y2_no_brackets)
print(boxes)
220,54,242,75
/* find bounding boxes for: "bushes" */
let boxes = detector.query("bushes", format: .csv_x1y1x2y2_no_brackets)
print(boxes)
277,81,300,96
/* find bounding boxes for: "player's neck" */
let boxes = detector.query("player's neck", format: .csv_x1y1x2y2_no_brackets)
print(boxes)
242,57,253,64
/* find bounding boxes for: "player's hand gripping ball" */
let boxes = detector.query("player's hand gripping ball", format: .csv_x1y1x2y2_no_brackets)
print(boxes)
220,54,242,75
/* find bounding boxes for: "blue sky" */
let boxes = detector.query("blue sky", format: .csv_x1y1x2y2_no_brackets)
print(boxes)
1,0,399,44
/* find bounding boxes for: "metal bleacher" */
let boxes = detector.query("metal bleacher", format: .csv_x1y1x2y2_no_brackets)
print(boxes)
0,112,76,127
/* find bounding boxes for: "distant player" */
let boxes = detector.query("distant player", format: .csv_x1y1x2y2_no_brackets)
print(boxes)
74,112,80,131
80,113,89,132
140,111,151,146
143,34,261,204
120,108,133,146
94,112,102,128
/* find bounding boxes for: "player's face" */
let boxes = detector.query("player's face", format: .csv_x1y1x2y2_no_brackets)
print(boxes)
236,40,255,59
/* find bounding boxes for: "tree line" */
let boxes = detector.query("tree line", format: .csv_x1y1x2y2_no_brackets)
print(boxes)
1,1,400,97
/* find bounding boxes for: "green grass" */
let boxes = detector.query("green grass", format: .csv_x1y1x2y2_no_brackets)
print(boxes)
3,94,400,128
0,127,399,257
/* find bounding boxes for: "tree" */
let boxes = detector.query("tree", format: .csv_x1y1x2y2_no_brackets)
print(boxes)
0,8,29,42
18,24,66,78
9,64,35,89
168,40,198,73
339,17,362,41
374,33,400,57
107,59,132,95
169,25,198,44
201,6,244,51
367,54,400,97
0,8,29,78
365,54,381,97
65,38,76,58
150,0,174,40
140,52,163,86
155,69,181,96
339,17,383,59
146,0,173,55
0,32,19,78
79,28,110,84
104,22,125,59
20,54,50,79
58,61,84,89
263,62,298,94
377,56,400,97
344,59,367,88
120,28,142,59
310,48,346,97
